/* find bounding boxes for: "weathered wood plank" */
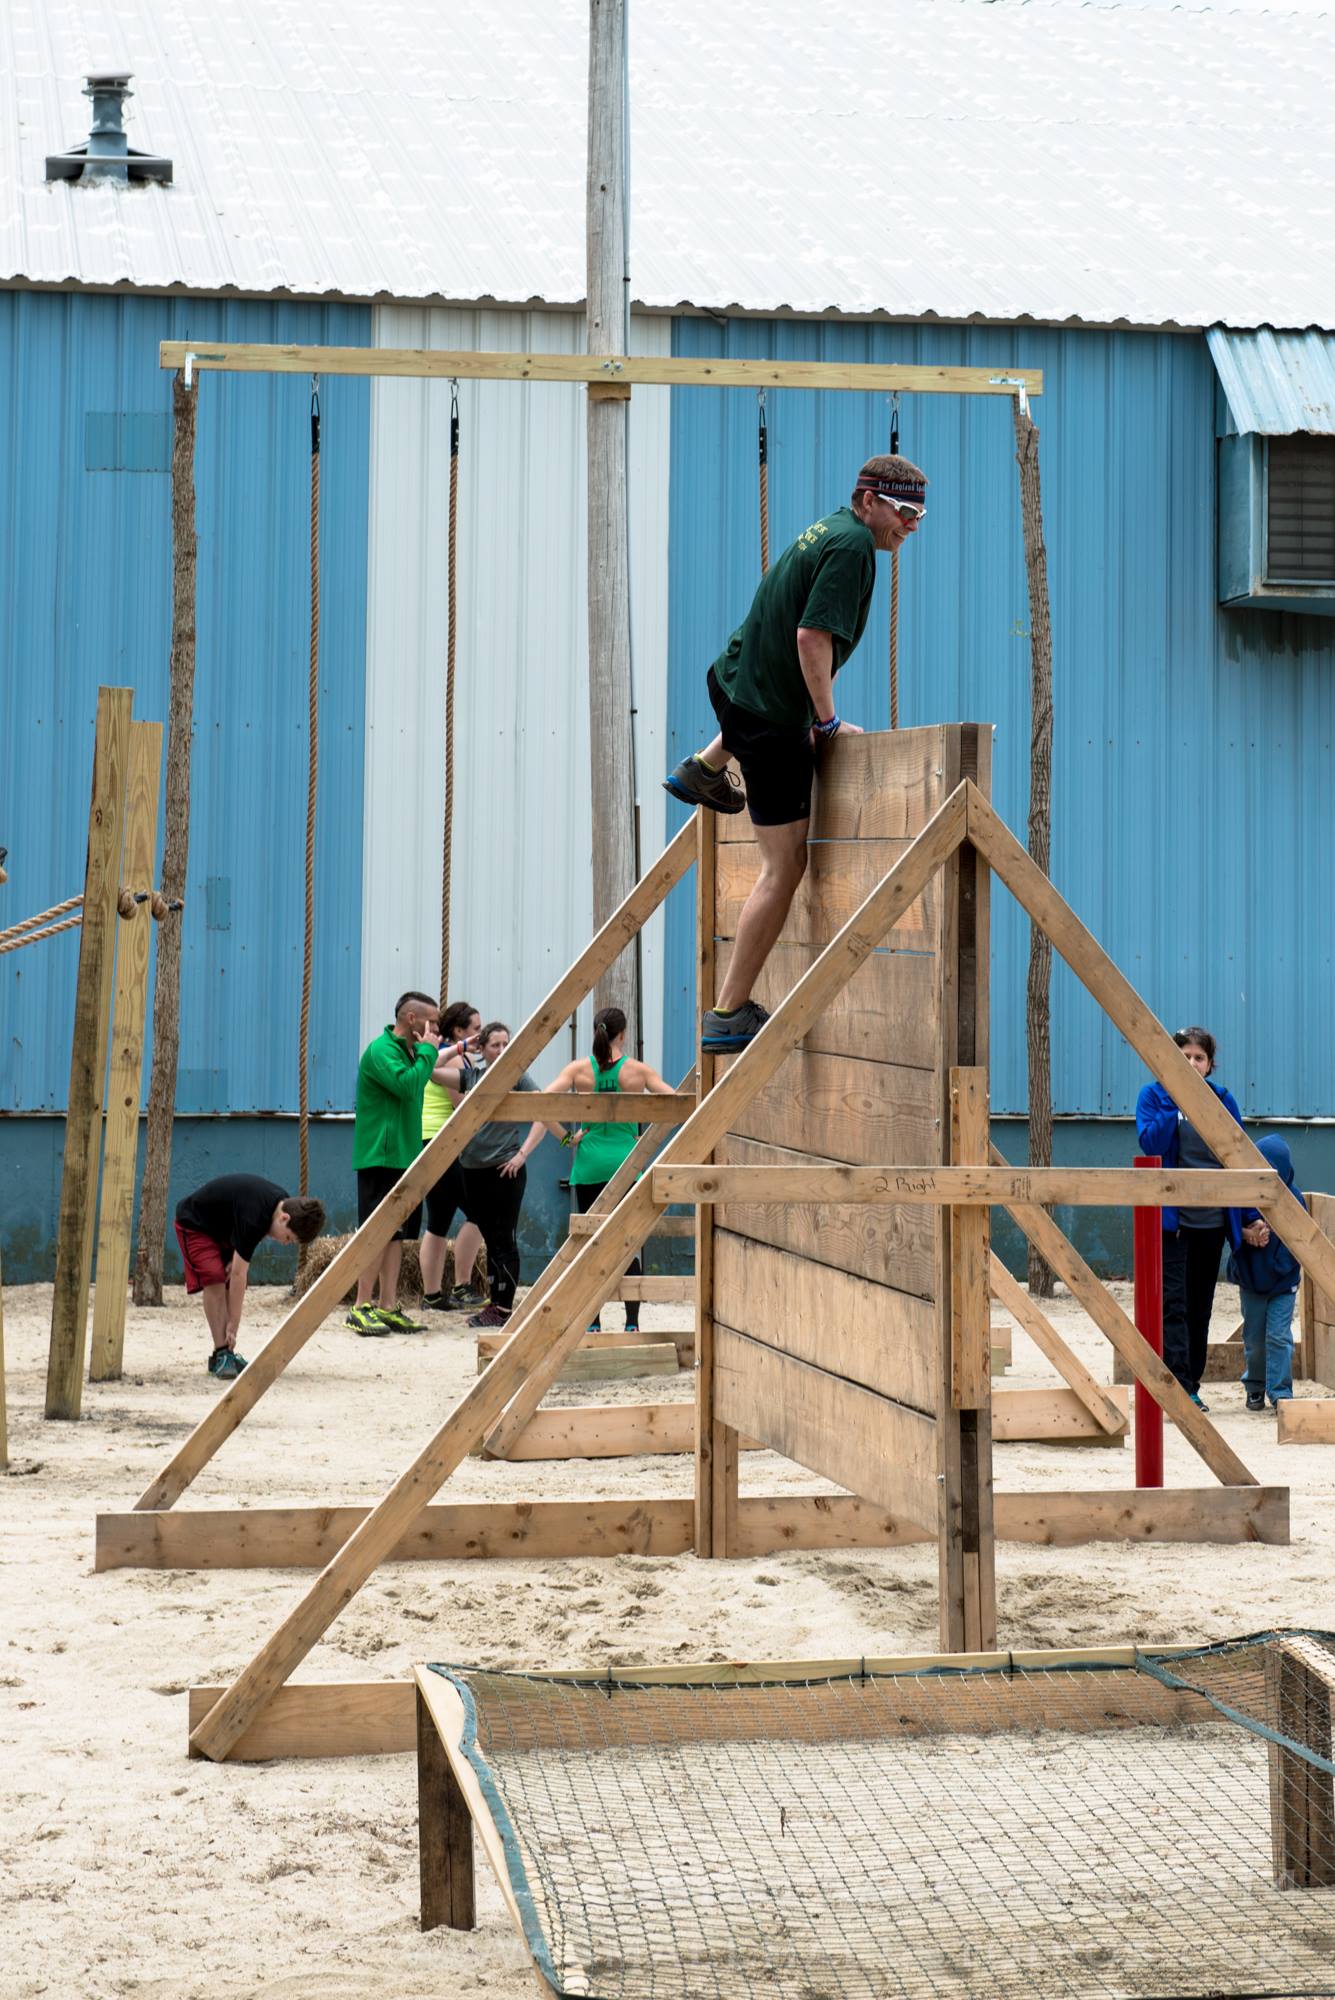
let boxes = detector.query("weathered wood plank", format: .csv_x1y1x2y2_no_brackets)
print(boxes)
723,1049,941,1170
715,938,940,1072
47,686,134,1418
417,1684,475,1930
711,1135,936,1300
188,1680,415,1759
713,1232,937,1413
1313,1322,1335,1393
481,1341,681,1386
719,726,953,845
160,342,1042,398
97,1498,697,1571
567,1212,694,1238
714,1326,939,1528
495,1091,693,1123
733,1485,1290,1554
949,1069,990,1409
1266,1636,1335,1888
717,838,933,948
992,1386,1129,1443
493,1403,699,1460
655,1165,1280,1207
1277,1400,1335,1445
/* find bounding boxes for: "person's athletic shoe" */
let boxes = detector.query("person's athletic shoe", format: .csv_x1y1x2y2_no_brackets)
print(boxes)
468,1303,512,1330
421,1291,450,1312
347,1304,389,1337
663,756,746,815
448,1282,488,1311
701,999,770,1051
586,1319,602,1335
373,1305,427,1334
1245,1391,1266,1412
1189,1391,1209,1411
623,1325,640,1338
208,1348,247,1379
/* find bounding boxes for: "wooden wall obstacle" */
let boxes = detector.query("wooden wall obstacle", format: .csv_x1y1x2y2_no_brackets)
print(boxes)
107,730,1324,1765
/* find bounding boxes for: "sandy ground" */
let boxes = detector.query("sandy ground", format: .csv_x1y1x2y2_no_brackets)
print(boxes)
3,1273,1333,1999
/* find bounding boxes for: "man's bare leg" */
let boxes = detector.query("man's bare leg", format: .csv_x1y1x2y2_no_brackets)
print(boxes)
715,818,809,1012
200,1282,230,1352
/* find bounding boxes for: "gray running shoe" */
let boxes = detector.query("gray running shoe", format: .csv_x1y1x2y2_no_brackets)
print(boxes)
701,999,770,1051
663,756,746,814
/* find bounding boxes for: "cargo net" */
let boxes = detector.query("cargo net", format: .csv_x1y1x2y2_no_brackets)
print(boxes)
427,1632,1335,2000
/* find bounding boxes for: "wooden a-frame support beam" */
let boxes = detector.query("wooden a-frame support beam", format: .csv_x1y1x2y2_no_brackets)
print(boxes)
135,818,698,1514
187,786,972,1760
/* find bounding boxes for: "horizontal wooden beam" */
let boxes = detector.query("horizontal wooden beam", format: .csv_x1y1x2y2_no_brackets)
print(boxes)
1277,1399,1335,1445
992,1386,1129,1444
498,1092,693,1123
733,1485,1289,1554
113,1475,1289,1581
653,1164,1281,1207
567,1211,695,1237
159,342,1042,398
477,1342,682,1388
97,1497,696,1571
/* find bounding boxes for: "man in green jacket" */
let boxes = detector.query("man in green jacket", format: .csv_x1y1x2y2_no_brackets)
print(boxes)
348,990,442,1335
664,453,927,1050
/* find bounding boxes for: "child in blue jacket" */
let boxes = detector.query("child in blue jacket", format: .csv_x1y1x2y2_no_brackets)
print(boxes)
1135,1026,1243,1408
1228,1133,1304,1411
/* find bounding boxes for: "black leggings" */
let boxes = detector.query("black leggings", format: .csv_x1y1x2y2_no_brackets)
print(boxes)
1161,1224,1228,1394
462,1162,526,1313
574,1181,641,1326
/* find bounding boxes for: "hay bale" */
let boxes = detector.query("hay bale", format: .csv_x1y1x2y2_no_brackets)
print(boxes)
291,1233,484,1303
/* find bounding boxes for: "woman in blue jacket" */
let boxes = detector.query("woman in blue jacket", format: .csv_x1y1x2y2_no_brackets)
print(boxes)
1135,1026,1243,1408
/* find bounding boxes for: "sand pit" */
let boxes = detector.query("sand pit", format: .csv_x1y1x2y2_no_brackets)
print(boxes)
4,1274,1334,1999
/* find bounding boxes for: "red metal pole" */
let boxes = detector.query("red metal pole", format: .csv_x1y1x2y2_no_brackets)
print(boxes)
1134,1154,1164,1489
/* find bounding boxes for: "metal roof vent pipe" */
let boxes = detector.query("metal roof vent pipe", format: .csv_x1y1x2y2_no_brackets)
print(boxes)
46,72,172,186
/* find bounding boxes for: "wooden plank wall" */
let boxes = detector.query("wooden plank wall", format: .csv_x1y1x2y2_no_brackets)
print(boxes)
709,729,976,1532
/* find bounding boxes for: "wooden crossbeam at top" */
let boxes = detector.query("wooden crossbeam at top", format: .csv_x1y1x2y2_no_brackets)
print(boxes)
653,1165,1281,1207
158,342,1043,397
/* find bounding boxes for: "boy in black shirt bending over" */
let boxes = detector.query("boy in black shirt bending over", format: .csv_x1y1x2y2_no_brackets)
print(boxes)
174,1174,325,1379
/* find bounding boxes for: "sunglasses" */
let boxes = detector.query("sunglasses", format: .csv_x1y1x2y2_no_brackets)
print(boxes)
872,493,926,522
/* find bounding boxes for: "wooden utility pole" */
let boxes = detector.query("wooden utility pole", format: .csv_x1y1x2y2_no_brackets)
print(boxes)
134,370,197,1305
586,0,639,1028
46,685,134,1417
1013,395,1055,1297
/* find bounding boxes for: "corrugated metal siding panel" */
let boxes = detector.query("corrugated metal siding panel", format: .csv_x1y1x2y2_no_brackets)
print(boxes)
664,316,1335,1119
0,290,370,1112
362,307,671,1068
1208,329,1335,436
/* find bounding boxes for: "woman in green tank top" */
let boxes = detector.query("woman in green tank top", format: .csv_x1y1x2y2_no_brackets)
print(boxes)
547,1007,677,1335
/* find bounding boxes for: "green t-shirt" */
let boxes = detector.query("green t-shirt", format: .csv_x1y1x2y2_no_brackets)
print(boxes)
711,506,877,729
569,1054,639,1187
353,1027,437,1170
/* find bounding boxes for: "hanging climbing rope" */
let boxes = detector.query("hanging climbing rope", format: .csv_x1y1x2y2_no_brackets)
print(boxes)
440,379,460,1001
889,393,901,730
0,894,85,949
757,389,770,576
298,378,320,1211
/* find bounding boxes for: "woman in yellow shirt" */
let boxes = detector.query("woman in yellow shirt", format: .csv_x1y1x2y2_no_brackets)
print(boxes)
420,1000,486,1311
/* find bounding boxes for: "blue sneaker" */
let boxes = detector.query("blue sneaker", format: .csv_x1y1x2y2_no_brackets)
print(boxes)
701,1000,770,1051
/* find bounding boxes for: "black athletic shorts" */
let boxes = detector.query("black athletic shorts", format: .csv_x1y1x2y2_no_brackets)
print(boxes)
708,665,814,827
356,1165,423,1242
422,1149,473,1238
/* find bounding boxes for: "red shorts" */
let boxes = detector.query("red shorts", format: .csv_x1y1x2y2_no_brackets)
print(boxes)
174,1223,231,1294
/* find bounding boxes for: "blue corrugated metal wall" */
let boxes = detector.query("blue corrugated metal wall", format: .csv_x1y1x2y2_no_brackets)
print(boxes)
664,317,1335,1117
0,292,370,1112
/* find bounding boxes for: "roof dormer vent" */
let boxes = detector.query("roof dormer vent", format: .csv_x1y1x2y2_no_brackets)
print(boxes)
46,73,172,186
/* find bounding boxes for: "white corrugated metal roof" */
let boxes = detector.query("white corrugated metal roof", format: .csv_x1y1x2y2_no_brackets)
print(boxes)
5,0,1334,330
